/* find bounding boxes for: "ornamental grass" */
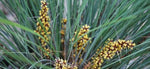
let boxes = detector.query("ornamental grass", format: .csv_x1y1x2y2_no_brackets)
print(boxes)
0,0,150,69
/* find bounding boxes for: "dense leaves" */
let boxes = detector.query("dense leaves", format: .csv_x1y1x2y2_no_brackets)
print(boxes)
0,0,150,69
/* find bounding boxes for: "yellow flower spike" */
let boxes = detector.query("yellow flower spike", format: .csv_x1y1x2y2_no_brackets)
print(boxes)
55,58,78,69
92,57,104,69
35,0,51,58
60,18,67,46
72,24,91,65
91,39,136,68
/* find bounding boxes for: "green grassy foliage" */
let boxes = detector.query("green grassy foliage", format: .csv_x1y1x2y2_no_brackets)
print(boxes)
0,0,150,69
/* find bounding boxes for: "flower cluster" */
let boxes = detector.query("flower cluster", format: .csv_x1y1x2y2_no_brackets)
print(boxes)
55,58,78,69
43,48,52,58
100,39,136,59
60,18,67,44
35,0,51,58
34,1,137,68
91,57,103,69
92,39,136,68
72,24,91,65
60,18,67,58
73,24,90,54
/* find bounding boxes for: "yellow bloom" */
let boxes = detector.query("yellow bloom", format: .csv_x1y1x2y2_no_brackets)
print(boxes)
99,39,136,60
74,24,90,52
92,57,103,69
55,58,78,69
35,0,51,58
72,24,91,65
91,39,136,68
60,18,67,45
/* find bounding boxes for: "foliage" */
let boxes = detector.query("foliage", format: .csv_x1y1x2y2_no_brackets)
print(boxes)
0,0,150,69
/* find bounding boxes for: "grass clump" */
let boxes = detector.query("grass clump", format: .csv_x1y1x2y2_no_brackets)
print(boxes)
0,0,150,69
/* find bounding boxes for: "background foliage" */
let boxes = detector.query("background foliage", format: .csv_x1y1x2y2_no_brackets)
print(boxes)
0,0,150,69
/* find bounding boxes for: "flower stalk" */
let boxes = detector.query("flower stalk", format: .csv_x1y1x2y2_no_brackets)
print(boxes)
35,0,51,58
92,39,136,69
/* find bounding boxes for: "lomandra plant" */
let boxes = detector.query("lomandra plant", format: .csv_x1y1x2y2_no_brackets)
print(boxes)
0,0,150,69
